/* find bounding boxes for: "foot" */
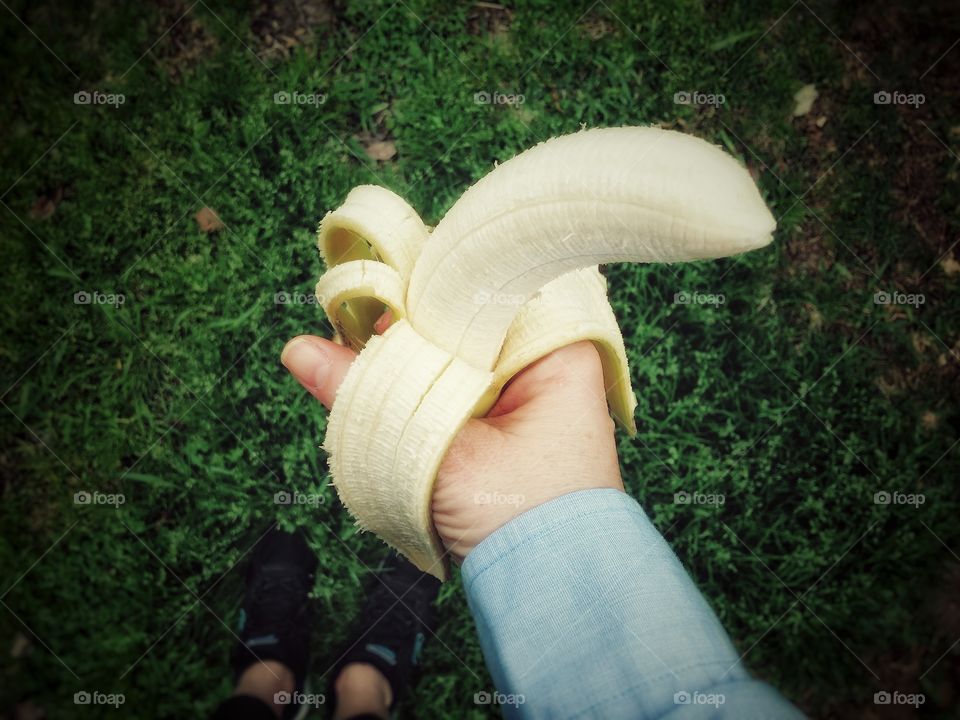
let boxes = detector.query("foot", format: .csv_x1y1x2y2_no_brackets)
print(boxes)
231,527,317,719
329,552,441,714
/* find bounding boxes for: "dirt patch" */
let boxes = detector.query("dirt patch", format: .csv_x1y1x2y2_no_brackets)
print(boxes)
874,326,960,410
921,571,960,714
840,0,960,411
811,562,960,718
846,0,959,259
466,1,513,39
152,0,217,81
793,94,838,175
784,230,837,277
775,0,960,292
890,110,952,253
578,9,617,41
251,0,336,61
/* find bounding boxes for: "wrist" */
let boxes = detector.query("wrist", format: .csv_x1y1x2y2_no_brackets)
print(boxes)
433,474,623,564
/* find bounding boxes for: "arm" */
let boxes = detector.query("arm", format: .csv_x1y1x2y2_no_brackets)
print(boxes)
462,488,804,720
282,334,802,719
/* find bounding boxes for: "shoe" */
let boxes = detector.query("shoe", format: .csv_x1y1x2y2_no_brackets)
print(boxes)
231,527,317,720
328,551,442,713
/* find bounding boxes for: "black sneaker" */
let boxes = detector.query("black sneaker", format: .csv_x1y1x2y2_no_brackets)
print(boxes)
231,527,317,719
328,552,442,713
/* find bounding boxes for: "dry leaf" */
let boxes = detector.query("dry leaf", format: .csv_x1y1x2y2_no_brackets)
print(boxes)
364,140,397,162
10,632,31,658
15,700,45,720
29,187,64,220
793,83,818,117
940,255,960,276
194,207,224,233
912,332,933,354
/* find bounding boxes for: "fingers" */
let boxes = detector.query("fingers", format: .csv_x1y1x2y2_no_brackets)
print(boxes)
282,319,596,417
374,310,393,334
281,335,357,410
282,310,393,410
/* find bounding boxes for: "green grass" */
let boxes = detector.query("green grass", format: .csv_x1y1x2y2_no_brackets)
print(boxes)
1,0,958,717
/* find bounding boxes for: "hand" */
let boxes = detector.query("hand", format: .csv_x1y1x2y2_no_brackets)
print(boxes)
281,318,623,563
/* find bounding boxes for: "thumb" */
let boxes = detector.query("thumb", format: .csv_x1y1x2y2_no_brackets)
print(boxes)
281,335,357,410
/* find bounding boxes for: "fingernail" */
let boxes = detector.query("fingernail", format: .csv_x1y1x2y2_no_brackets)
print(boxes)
281,338,329,390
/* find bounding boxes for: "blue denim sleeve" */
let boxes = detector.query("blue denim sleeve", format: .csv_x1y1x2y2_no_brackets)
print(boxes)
460,488,804,720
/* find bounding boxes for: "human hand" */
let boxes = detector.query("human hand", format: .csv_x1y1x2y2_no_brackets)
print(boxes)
281,318,623,563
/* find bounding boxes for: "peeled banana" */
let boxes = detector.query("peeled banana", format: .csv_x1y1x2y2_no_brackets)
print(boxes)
314,126,776,580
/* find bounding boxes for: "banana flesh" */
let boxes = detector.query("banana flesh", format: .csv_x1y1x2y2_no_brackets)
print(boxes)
315,260,406,350
483,267,637,434
312,127,776,579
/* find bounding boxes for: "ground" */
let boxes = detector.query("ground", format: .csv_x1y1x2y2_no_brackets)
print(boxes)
1,0,958,718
